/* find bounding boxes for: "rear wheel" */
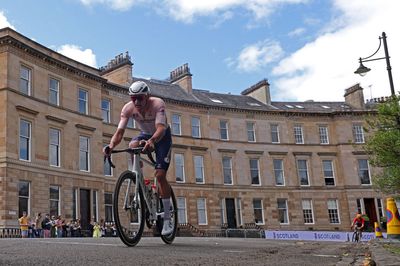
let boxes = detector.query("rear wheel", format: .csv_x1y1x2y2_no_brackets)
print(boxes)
157,187,178,244
113,171,145,247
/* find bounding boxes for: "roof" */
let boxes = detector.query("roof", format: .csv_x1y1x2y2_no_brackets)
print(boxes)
132,78,359,113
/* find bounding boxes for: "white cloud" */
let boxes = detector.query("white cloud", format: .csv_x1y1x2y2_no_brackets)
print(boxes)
288,27,305,37
79,0,137,11
271,0,400,101
57,44,97,68
0,10,15,29
231,40,284,72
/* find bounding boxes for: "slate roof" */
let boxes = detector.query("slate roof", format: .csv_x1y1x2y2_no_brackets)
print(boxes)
117,77,366,114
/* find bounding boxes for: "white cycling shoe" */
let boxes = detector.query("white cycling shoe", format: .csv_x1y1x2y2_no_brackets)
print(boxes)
161,219,174,235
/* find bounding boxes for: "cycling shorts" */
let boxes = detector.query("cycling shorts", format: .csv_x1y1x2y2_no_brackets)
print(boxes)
132,127,172,171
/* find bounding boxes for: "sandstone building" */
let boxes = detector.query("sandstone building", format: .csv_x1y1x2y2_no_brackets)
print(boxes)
0,27,385,234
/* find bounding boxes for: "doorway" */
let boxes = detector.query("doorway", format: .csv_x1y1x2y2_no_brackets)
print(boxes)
79,189,91,231
225,198,237,228
364,198,377,231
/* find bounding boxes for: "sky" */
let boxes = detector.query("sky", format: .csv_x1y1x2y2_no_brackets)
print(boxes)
1,0,399,102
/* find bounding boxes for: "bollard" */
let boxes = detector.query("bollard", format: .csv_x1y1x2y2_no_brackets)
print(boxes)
386,198,400,239
374,222,383,238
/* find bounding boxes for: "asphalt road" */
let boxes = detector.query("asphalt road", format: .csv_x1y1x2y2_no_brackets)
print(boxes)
0,237,368,266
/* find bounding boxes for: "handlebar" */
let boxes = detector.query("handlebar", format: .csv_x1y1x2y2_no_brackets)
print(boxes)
103,146,157,168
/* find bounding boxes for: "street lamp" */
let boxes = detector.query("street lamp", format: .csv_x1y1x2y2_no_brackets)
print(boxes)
354,32,396,96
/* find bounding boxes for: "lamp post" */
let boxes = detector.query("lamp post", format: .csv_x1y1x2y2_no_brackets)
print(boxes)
354,32,395,96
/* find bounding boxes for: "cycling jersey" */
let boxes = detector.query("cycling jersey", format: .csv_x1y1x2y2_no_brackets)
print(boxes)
118,97,167,134
118,96,171,170
352,217,365,228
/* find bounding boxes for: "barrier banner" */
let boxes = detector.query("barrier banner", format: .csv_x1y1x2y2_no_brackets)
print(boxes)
265,230,386,242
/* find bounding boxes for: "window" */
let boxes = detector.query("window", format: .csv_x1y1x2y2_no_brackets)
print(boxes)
127,117,135,128
377,198,384,220
92,190,98,222
327,199,340,224
197,198,207,225
294,125,304,144
319,126,329,144
20,66,31,95
273,159,285,186
297,159,309,186
49,185,60,217
49,128,61,167
194,155,204,183
104,144,112,176
104,193,113,222
358,159,371,185
18,181,30,217
78,88,88,114
19,120,31,161
177,197,187,224
79,136,90,171
253,199,264,224
277,199,289,224
222,157,233,185
101,99,111,123
302,199,314,224
270,124,280,143
246,122,256,142
250,159,260,185
219,120,229,140
353,125,365,143
323,160,335,186
171,114,181,135
174,153,185,182
356,199,363,214
49,78,60,105
191,117,201,138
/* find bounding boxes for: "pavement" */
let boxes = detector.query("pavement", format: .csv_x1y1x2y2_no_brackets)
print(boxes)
368,238,400,266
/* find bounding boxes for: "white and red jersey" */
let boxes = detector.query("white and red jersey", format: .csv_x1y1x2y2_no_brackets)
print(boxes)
118,97,167,135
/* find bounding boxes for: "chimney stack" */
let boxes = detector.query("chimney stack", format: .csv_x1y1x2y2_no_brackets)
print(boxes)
169,63,192,94
241,79,271,105
344,83,365,109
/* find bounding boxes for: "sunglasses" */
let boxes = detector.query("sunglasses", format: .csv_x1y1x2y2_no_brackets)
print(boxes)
130,95,146,102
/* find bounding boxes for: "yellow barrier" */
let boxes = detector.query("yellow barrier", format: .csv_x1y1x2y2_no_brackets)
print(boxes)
386,198,400,239
374,222,383,238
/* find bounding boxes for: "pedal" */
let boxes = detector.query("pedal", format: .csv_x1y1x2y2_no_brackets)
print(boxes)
156,212,164,218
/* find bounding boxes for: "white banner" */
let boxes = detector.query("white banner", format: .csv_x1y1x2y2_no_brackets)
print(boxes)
265,230,387,242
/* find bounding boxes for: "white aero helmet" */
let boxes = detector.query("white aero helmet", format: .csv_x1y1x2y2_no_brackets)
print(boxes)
128,81,150,96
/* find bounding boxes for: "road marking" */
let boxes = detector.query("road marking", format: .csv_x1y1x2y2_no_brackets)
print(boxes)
38,241,116,246
311,254,339,258
223,250,244,253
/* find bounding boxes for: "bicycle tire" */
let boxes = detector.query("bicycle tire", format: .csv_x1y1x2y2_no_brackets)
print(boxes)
351,231,359,242
113,171,145,247
157,187,178,244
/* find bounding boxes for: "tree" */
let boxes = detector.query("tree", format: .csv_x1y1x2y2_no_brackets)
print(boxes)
364,95,400,195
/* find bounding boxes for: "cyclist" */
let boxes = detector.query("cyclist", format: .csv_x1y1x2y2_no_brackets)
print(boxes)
103,80,173,235
351,213,365,239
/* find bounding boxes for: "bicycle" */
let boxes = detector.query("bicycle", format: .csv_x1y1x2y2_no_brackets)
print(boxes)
351,226,362,242
105,147,178,247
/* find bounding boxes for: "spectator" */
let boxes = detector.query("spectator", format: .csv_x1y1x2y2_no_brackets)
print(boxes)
35,213,43,238
42,214,52,238
93,222,101,238
56,215,63,238
18,211,29,238
50,215,57,237
28,215,36,238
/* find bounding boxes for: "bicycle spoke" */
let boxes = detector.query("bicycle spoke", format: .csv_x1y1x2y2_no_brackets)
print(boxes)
114,171,145,247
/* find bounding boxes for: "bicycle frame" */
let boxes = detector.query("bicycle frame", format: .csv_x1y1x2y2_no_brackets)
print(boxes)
128,150,159,221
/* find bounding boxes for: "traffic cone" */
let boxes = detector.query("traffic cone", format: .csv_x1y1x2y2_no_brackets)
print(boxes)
386,198,400,239
374,222,383,238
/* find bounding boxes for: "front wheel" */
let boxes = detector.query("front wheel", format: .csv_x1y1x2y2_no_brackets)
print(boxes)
113,171,145,247
157,187,178,244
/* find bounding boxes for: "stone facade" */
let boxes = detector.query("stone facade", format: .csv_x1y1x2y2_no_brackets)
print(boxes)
0,27,385,233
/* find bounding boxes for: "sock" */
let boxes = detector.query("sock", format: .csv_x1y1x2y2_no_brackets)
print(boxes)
162,198,171,220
